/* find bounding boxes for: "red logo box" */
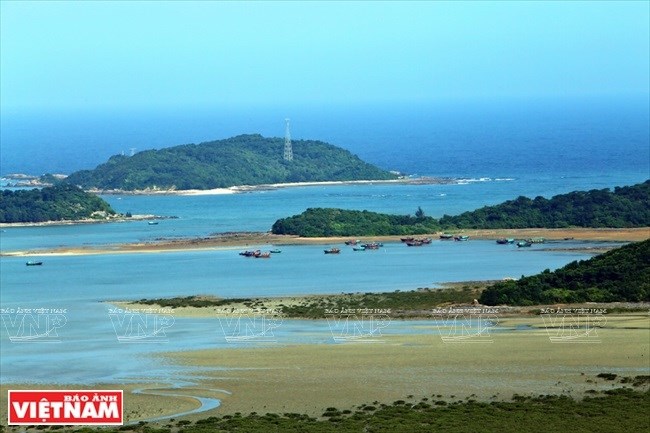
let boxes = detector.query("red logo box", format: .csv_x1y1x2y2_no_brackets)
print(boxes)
8,390,123,425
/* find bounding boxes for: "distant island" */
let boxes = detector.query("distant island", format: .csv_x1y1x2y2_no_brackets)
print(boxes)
64,134,398,190
480,239,650,305
271,181,650,236
0,184,116,223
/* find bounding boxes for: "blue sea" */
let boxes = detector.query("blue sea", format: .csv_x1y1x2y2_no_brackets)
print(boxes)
2,96,648,184
0,96,648,386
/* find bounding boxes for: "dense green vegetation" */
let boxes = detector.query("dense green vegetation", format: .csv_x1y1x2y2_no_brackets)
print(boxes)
14,388,648,433
65,134,397,190
272,207,441,236
0,184,116,223
272,181,650,236
480,240,650,305
439,181,650,229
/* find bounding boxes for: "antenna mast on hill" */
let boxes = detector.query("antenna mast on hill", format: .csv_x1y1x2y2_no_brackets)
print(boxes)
283,118,293,161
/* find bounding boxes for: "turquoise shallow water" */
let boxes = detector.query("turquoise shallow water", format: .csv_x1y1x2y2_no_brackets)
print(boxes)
1,174,646,252
1,98,647,399
0,239,612,304
0,178,636,385
0,179,642,385
0,232,617,384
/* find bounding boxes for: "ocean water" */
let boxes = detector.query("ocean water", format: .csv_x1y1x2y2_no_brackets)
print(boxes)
0,96,648,385
1,97,648,184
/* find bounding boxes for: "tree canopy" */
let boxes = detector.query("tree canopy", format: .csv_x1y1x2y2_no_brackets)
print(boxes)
480,240,650,305
272,181,650,237
0,184,116,223
439,181,650,229
271,208,440,237
65,134,397,190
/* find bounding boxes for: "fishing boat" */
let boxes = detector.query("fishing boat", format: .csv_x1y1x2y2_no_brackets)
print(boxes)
147,221,159,225
255,252,271,258
344,239,360,245
439,234,454,240
269,249,282,254
26,261,43,266
324,247,341,254
352,246,366,251
517,241,532,248
239,250,261,257
496,238,514,244
400,237,415,242
454,235,469,241
415,238,432,244
362,242,382,249
406,240,423,246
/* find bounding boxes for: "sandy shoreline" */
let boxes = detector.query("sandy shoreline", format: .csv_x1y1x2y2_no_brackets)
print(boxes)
2,227,647,257
0,214,160,228
86,177,455,196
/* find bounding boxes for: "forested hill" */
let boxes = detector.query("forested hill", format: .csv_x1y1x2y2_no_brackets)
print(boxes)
439,181,650,229
480,239,650,305
65,134,397,190
272,207,440,237
272,181,650,237
0,184,116,223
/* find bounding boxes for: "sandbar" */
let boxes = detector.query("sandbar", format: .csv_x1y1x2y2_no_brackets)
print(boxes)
88,177,455,196
2,228,647,257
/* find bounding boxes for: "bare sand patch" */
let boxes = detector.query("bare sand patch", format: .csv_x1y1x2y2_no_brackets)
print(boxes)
168,323,649,416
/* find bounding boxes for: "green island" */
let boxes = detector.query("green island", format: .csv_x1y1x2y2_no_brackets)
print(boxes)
64,134,398,190
272,207,440,236
271,180,650,236
480,239,650,305
0,184,116,223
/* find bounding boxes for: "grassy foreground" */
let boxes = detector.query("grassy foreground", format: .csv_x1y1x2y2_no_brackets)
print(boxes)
2,388,648,433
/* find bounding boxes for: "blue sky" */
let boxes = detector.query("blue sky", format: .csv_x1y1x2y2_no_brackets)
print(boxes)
1,1,648,111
